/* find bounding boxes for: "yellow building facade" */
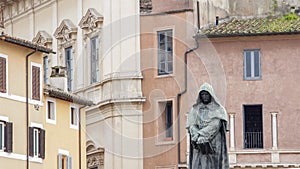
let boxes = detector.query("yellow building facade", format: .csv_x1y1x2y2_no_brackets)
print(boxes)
0,34,92,169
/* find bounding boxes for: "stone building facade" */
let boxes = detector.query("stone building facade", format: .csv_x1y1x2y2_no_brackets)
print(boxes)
140,0,300,169
2,0,143,169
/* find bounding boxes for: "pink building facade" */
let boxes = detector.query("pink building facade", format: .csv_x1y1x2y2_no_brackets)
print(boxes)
140,0,300,168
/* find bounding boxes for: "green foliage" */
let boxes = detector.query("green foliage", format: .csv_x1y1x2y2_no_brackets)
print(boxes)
282,12,299,21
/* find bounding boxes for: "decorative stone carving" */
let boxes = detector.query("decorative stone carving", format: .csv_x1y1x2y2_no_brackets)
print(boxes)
86,140,104,169
32,30,53,47
54,19,77,44
79,8,103,35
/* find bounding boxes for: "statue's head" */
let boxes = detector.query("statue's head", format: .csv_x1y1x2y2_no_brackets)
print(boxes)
199,90,211,105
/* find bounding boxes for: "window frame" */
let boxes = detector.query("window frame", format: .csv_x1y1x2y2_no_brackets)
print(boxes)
70,105,79,130
58,150,72,169
0,118,12,153
29,123,45,159
156,99,176,145
243,49,261,80
0,121,4,151
65,47,73,91
46,97,56,124
0,54,8,94
157,29,173,76
33,128,39,157
90,36,99,84
31,62,42,101
43,55,49,84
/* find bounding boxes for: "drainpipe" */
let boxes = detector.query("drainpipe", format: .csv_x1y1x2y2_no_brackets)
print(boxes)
78,105,87,169
26,49,37,169
177,2,201,167
177,36,199,168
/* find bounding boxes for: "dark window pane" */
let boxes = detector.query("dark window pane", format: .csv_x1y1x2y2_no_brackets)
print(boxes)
244,105,263,149
165,102,173,137
167,62,173,73
245,51,251,78
65,47,73,91
0,123,3,150
254,51,260,77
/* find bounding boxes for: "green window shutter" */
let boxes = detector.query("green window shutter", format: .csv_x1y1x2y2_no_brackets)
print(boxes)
4,122,12,153
0,57,6,93
39,129,45,159
32,66,40,100
29,127,34,157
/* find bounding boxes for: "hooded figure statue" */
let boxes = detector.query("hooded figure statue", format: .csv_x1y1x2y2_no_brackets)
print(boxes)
186,83,229,169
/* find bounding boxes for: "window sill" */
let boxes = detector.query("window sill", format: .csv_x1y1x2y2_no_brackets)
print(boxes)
70,124,79,130
29,156,43,163
0,151,42,163
155,73,175,79
0,93,43,106
46,119,56,125
155,138,175,146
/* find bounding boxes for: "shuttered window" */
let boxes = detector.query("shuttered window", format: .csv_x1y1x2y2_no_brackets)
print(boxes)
43,56,49,84
157,30,173,75
244,49,261,80
29,127,45,159
0,121,13,153
70,106,78,128
91,36,99,84
65,47,73,91
32,65,41,100
0,57,7,93
58,154,72,169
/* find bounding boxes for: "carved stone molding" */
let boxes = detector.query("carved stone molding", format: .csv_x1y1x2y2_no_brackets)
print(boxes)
32,30,53,47
86,140,104,169
54,19,77,44
79,8,103,35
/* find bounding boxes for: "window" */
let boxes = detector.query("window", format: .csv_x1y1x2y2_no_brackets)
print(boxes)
91,36,99,84
0,55,7,93
244,49,261,80
46,99,56,124
43,56,49,84
58,153,72,169
29,127,45,158
158,101,173,141
70,106,78,128
243,105,263,149
0,121,12,152
65,47,73,91
157,30,173,75
32,64,41,100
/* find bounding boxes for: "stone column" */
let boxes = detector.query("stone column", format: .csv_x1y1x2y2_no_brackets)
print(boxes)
271,112,278,150
229,112,236,150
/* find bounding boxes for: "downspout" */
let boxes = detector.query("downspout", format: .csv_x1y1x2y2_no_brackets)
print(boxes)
177,36,199,168
79,106,83,169
26,49,37,169
177,2,201,168
78,105,86,169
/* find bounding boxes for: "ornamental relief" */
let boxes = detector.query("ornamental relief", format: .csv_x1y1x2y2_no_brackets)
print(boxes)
86,140,104,169
79,8,103,36
54,19,77,45
32,31,53,47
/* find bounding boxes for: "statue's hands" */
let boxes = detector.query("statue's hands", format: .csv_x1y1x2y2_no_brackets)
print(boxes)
191,133,199,142
196,137,208,144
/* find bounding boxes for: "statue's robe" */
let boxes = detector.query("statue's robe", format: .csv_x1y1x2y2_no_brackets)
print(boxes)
186,83,229,169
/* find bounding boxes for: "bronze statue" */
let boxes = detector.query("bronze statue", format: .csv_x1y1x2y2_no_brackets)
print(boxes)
186,83,229,169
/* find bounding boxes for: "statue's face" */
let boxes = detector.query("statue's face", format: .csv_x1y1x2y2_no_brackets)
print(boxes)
200,91,211,105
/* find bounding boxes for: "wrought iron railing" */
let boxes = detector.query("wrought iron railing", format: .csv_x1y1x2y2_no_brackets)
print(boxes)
244,131,263,149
